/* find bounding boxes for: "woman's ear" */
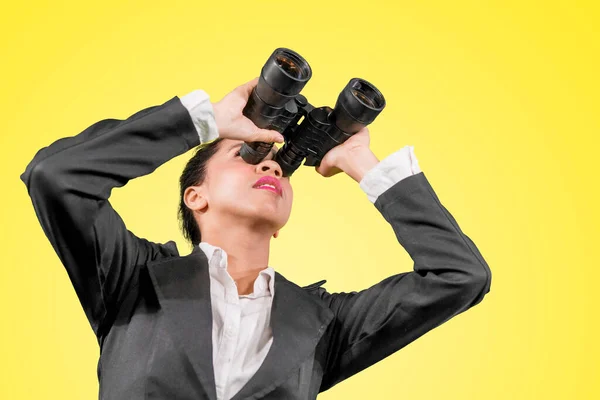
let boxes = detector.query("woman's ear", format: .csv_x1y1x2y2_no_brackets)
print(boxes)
183,186,208,212
273,230,280,239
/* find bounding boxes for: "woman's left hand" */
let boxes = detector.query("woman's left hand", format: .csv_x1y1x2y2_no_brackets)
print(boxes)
315,127,380,183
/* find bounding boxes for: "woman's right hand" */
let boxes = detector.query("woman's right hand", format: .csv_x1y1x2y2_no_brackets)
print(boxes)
212,77,285,144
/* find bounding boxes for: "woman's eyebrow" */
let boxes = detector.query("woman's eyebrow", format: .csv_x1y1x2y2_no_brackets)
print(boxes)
228,142,244,152
228,142,278,158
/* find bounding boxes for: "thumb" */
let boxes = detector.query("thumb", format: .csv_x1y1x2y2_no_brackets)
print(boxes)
252,129,285,144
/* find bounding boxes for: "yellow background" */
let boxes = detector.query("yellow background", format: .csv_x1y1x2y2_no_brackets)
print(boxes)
1,0,598,398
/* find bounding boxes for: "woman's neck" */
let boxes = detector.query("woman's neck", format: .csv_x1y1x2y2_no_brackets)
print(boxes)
201,222,274,295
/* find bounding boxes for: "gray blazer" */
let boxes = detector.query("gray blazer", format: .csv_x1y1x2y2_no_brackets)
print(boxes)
20,95,492,400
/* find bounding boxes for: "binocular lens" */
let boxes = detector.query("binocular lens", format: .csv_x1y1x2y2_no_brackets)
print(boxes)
275,53,309,80
331,78,386,134
353,89,377,108
260,49,312,98
351,80,385,110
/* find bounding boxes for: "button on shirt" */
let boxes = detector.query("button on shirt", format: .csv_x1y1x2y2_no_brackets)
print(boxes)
181,89,423,400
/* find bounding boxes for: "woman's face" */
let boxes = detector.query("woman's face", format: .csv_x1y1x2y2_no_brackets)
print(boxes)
200,139,293,232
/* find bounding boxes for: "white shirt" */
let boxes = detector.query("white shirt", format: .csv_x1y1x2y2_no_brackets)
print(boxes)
181,89,422,400
198,242,275,400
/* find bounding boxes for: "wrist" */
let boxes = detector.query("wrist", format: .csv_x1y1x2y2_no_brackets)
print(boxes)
211,101,221,127
339,147,380,183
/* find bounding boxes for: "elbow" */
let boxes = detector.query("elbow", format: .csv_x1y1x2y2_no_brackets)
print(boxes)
464,262,492,307
22,158,63,199
21,148,48,189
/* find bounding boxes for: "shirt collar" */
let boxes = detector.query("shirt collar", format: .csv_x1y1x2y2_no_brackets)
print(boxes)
197,242,275,297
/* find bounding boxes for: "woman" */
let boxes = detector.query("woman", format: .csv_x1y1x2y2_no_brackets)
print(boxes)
21,77,492,400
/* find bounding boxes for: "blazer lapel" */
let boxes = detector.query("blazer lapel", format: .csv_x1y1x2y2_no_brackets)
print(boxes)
146,246,218,400
230,272,334,400
146,246,334,400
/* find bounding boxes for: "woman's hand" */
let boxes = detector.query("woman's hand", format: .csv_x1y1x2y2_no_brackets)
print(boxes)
212,77,285,144
315,126,380,183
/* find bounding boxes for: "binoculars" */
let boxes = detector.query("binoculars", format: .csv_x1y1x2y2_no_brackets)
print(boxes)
240,48,386,177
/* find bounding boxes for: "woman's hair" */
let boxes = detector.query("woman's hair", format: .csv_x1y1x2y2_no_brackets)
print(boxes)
178,138,224,245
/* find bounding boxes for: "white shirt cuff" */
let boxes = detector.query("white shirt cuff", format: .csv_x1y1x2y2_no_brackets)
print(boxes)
179,90,220,144
359,145,422,203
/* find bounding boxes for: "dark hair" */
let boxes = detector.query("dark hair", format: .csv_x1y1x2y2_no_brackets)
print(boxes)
178,138,224,245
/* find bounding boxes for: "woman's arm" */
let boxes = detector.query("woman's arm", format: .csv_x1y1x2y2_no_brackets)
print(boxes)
20,95,204,337
20,78,284,339
316,141,492,392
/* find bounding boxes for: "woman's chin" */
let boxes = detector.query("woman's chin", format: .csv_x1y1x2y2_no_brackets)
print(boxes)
236,204,287,227
225,192,290,227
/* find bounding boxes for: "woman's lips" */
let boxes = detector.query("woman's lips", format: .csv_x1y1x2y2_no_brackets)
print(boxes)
255,185,280,195
253,176,283,196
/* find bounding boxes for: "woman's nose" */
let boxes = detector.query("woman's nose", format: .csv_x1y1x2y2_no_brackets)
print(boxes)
255,160,282,178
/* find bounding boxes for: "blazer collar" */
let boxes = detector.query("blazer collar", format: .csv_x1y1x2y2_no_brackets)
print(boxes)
146,245,334,400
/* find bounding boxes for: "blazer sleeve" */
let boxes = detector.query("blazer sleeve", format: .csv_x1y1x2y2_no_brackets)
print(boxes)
19,96,202,338
319,171,492,391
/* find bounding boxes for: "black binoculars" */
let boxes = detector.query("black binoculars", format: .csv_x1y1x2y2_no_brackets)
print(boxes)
240,48,386,177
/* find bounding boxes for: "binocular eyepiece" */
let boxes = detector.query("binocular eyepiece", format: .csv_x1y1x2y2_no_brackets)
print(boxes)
241,48,386,177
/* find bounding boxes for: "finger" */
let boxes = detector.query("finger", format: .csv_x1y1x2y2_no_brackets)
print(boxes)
317,163,343,178
315,164,330,177
239,77,259,96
